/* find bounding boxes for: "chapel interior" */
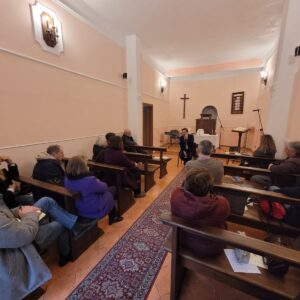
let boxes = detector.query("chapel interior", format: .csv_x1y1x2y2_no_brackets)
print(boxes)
0,0,300,300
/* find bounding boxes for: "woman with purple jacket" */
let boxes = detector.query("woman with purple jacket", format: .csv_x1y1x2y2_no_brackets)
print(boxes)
64,156,123,225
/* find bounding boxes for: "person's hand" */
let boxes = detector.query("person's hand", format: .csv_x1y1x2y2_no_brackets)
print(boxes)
19,206,41,218
0,155,13,164
268,163,273,170
8,182,20,193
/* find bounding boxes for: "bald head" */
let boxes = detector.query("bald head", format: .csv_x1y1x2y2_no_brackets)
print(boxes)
124,129,132,137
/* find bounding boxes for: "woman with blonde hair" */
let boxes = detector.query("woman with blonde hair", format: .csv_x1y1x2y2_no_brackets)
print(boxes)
64,156,123,225
253,134,277,158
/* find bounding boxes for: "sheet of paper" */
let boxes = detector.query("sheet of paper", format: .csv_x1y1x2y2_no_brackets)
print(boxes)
249,253,267,269
224,249,261,274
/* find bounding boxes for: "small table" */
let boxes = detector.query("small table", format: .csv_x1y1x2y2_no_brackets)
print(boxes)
194,134,219,149
232,128,250,152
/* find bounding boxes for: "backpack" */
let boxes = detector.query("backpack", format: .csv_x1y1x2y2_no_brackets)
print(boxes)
260,200,286,220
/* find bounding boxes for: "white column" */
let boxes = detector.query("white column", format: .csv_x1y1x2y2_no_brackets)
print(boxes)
265,0,300,157
125,35,143,144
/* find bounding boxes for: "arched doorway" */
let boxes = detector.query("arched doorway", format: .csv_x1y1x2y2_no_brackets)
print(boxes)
201,105,218,119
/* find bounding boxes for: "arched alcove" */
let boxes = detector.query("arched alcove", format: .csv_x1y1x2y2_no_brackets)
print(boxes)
201,105,218,119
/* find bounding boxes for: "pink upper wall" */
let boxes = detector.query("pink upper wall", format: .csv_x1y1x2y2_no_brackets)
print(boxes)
169,71,261,148
141,60,170,145
0,0,126,85
0,0,127,149
167,59,262,78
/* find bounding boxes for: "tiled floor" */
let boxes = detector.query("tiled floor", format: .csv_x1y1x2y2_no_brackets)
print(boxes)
39,145,260,300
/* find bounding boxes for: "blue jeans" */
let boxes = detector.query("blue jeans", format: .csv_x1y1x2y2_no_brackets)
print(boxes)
34,197,78,256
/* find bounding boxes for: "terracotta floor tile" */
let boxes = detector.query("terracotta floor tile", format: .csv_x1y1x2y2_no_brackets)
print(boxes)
147,283,160,300
154,265,171,297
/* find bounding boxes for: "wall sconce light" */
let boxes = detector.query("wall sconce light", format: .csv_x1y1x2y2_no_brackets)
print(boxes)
160,78,167,93
260,69,268,86
295,46,300,57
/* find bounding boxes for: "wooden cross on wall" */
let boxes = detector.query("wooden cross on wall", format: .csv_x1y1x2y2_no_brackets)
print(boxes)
180,93,189,119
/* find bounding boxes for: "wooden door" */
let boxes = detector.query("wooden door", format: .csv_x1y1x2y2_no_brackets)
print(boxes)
143,103,153,146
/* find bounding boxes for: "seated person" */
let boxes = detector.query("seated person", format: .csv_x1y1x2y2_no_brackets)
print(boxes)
253,134,277,159
186,140,224,184
96,135,145,198
242,134,277,168
64,156,123,225
251,141,300,189
0,155,33,208
170,168,230,256
122,129,145,153
32,145,65,201
92,132,115,160
179,128,196,164
0,195,83,299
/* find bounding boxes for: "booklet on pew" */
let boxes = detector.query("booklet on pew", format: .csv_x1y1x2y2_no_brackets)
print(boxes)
224,249,261,274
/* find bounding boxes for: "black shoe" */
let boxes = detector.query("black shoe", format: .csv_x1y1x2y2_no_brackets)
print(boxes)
109,216,123,225
134,192,146,198
58,253,71,267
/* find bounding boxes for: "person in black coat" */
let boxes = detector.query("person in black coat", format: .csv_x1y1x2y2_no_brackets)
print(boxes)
122,129,146,153
179,128,196,164
32,145,65,203
0,155,33,208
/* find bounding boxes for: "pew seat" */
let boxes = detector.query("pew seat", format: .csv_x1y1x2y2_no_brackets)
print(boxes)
16,176,102,261
161,214,300,300
125,152,160,191
229,204,300,238
128,145,171,178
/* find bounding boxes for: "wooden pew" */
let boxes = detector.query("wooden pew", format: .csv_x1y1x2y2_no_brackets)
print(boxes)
223,165,300,186
214,182,300,237
16,176,102,261
129,145,172,178
124,152,160,192
87,161,135,216
212,152,280,168
160,214,300,300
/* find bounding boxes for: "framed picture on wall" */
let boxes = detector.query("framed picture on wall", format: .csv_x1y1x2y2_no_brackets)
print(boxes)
231,91,244,114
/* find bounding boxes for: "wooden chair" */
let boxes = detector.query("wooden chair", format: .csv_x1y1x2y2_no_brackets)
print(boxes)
214,182,300,237
128,145,172,178
160,214,300,300
87,161,135,216
16,176,102,261
124,152,160,192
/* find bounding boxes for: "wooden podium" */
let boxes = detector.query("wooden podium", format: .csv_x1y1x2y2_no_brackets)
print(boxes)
196,114,216,134
232,127,250,152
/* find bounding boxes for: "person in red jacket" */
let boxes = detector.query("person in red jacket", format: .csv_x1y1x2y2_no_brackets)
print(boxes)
170,168,230,256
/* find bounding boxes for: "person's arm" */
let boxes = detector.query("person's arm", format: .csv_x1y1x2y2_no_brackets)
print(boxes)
269,160,297,174
118,152,136,168
0,211,39,248
179,136,185,150
88,177,108,194
47,163,65,186
7,164,19,180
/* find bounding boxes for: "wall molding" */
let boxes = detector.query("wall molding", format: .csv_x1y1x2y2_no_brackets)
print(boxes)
0,46,127,89
0,134,100,150
170,67,261,81
142,92,168,102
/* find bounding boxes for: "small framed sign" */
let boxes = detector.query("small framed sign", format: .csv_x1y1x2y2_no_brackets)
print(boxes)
231,92,244,114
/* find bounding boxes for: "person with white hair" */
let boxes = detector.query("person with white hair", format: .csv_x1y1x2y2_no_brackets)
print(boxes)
251,141,300,189
122,129,145,153
185,140,224,184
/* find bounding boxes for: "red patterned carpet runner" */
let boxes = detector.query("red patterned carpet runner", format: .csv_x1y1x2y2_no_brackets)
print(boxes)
68,170,185,300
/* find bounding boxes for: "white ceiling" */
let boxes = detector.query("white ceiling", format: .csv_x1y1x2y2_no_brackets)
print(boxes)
57,0,284,71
